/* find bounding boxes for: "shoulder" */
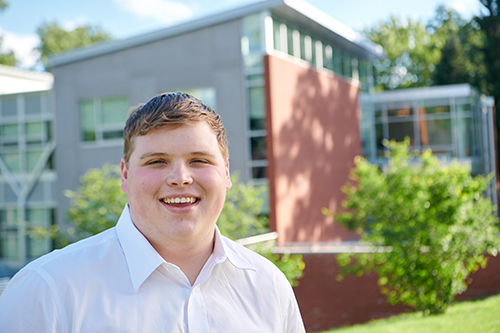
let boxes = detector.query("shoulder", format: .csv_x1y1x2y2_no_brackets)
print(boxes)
21,227,120,281
221,235,289,283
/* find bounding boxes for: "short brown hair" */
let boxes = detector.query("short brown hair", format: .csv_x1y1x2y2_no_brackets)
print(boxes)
123,92,228,164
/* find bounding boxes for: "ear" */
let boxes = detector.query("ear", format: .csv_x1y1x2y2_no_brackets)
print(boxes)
120,158,129,193
225,160,232,190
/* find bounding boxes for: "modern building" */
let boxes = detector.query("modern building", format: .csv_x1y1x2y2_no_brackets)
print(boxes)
360,84,498,207
48,0,383,247
0,0,498,331
0,66,56,267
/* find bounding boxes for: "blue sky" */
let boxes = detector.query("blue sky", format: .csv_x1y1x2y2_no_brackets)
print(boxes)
0,0,486,69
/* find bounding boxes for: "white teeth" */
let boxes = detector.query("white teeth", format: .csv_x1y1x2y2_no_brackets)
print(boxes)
163,197,196,204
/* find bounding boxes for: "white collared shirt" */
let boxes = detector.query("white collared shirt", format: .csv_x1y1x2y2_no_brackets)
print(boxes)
0,205,305,332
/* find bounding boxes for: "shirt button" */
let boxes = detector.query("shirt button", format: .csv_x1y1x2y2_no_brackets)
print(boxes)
191,289,195,295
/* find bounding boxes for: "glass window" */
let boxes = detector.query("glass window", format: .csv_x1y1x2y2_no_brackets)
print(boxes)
80,99,96,142
287,26,294,57
1,97,17,117
456,104,471,115
252,166,267,179
334,48,342,74
273,20,281,52
1,123,18,138
1,232,19,260
343,54,352,78
456,116,472,158
101,97,129,126
242,14,262,68
0,208,19,260
248,86,265,130
26,121,44,135
27,150,43,171
251,136,266,160
182,87,217,110
2,151,20,172
25,95,41,115
27,207,53,258
303,35,312,62
323,45,334,71
27,208,50,227
80,96,129,143
388,121,415,145
375,123,385,156
422,119,452,146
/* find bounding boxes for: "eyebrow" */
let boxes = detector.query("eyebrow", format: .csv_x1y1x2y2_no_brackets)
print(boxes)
139,151,217,160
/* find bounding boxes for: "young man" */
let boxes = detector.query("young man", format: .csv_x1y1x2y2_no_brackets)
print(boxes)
0,92,305,332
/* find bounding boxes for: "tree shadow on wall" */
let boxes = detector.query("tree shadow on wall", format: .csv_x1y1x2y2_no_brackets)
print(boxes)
274,68,362,243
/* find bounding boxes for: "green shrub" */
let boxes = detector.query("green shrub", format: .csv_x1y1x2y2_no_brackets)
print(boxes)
324,139,500,314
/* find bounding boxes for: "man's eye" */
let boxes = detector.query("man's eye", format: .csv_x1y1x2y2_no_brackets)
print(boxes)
192,159,208,164
148,160,165,165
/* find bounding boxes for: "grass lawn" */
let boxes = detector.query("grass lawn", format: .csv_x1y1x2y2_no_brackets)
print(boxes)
321,294,500,333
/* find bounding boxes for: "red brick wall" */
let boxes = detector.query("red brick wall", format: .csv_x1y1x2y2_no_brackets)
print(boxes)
294,253,500,332
264,55,361,243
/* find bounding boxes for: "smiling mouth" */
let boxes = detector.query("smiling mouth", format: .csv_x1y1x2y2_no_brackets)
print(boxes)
161,197,199,205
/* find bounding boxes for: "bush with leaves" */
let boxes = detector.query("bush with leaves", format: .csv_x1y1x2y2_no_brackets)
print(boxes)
217,173,304,286
59,165,304,285
324,139,500,314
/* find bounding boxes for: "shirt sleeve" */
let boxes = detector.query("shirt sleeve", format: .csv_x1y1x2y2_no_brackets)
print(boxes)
0,268,63,333
275,272,306,333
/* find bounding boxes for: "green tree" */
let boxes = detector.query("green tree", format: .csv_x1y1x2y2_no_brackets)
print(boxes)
0,0,17,66
365,17,439,90
366,6,486,91
324,139,500,314
476,0,500,172
64,164,128,243
432,33,470,85
57,165,304,286
430,8,486,90
36,22,113,69
0,0,8,11
0,38,17,66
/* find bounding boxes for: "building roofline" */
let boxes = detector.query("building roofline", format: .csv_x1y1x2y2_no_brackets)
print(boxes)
0,64,53,83
49,0,383,68
360,84,474,102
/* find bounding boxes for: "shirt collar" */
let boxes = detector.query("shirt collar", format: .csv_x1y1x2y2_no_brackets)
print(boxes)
116,205,256,292
214,226,256,271
115,204,165,293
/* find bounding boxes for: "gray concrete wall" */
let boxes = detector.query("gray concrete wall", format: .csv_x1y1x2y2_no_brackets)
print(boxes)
53,19,248,225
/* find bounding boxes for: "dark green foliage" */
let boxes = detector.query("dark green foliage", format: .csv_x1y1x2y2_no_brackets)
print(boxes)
433,34,474,85
0,0,17,66
366,6,486,91
216,172,269,239
325,139,500,314
64,164,128,243
475,0,500,173
0,47,17,66
36,22,113,69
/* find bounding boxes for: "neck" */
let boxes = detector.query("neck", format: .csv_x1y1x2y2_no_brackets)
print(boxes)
151,231,216,286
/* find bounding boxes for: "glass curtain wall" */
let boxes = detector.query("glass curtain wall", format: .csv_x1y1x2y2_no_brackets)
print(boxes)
0,91,56,266
270,16,372,92
360,86,496,204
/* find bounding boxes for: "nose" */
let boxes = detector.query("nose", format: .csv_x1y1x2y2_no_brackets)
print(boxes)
166,161,193,187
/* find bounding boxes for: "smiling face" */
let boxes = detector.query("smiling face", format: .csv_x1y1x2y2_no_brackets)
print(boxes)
120,121,232,250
